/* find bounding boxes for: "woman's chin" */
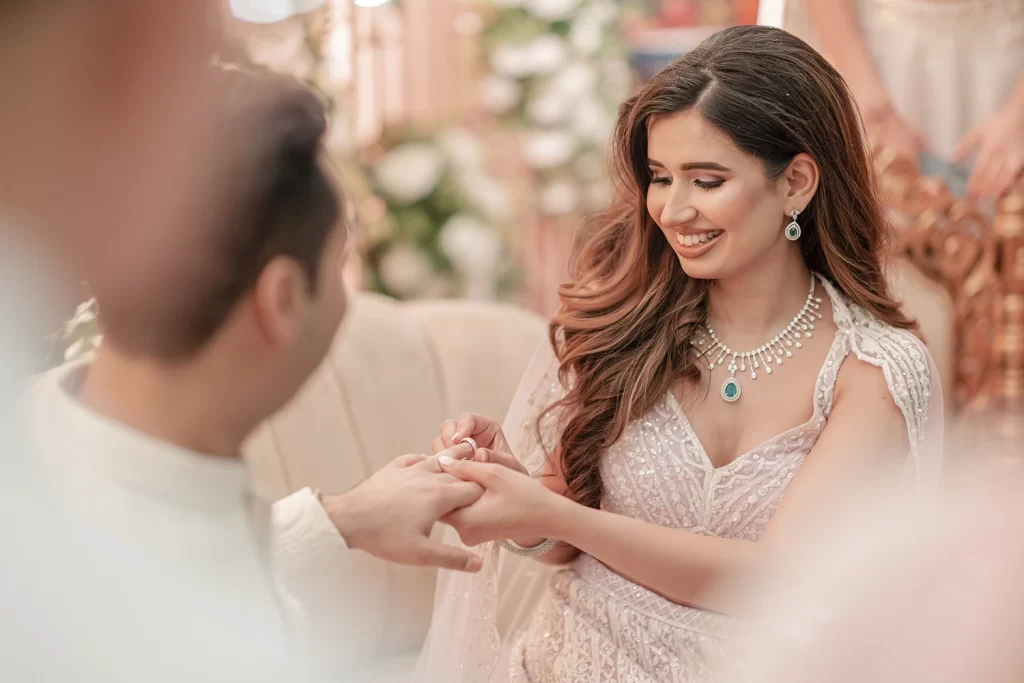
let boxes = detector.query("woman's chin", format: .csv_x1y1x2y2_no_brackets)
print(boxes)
675,253,728,280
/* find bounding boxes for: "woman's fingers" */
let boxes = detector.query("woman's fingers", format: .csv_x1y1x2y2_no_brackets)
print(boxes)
439,418,458,447
475,447,528,475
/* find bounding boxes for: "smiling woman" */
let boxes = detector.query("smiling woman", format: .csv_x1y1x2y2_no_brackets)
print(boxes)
416,24,944,683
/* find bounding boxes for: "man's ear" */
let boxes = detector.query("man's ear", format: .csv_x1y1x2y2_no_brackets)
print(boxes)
250,256,308,348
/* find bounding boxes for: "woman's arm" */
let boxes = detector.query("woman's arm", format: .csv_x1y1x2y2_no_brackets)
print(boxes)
444,359,910,611
546,359,909,610
804,0,888,114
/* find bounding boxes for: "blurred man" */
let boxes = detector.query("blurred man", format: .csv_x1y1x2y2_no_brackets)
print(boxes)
2,3,481,680
16,66,485,679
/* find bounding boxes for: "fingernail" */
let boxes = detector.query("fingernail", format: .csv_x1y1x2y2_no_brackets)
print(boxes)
466,556,483,572
438,455,455,466
477,449,489,463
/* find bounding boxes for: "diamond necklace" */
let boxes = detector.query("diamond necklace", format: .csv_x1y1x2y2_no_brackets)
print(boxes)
694,276,822,403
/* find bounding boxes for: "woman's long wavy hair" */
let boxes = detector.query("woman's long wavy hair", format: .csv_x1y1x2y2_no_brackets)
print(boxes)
545,25,915,510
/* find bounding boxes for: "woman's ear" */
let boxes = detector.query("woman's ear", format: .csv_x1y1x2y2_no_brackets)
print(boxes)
784,153,820,211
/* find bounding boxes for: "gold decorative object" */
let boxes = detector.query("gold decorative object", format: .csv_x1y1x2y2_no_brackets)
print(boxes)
877,154,1024,445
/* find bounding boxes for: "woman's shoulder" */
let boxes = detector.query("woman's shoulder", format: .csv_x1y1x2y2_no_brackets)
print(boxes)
824,277,933,376
825,279,937,454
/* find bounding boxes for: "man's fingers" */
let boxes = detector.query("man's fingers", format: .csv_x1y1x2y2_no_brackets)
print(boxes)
438,456,499,486
390,453,428,468
431,437,446,455
436,480,484,514
414,539,483,572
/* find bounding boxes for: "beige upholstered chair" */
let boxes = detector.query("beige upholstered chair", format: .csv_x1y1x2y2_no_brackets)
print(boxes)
244,292,547,680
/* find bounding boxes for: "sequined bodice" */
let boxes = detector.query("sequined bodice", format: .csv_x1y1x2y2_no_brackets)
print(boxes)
508,278,935,682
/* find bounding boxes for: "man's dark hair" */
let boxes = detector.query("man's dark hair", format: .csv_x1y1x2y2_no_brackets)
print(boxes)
100,67,343,359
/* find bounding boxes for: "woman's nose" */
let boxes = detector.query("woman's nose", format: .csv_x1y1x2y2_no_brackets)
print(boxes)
660,202,698,228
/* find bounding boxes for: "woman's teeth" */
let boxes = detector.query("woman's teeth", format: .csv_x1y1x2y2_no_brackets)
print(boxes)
676,230,722,247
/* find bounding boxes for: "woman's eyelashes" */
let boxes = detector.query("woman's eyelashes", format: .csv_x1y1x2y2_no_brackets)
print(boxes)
693,178,724,190
649,175,725,190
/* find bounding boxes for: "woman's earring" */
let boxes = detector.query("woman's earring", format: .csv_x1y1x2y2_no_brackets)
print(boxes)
785,209,802,241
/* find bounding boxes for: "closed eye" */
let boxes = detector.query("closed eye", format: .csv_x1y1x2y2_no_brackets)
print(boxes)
694,178,724,190
650,176,671,186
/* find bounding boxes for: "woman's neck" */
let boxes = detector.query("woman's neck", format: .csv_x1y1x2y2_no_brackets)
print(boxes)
706,249,813,350
76,345,254,459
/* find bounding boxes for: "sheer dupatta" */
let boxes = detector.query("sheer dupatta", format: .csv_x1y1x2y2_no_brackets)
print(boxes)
414,339,566,683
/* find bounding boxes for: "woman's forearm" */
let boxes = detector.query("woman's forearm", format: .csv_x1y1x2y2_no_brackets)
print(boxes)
805,0,889,115
545,496,758,610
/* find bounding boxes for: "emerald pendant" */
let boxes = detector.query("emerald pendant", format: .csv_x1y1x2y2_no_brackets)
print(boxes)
785,221,802,241
721,376,741,402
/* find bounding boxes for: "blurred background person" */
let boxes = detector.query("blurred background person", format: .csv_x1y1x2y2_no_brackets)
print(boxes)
789,0,1024,202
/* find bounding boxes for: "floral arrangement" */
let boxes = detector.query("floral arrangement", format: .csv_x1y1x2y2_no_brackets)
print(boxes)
477,0,632,216
359,126,518,300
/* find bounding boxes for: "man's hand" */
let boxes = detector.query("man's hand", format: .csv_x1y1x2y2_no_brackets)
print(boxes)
436,456,561,548
321,445,484,572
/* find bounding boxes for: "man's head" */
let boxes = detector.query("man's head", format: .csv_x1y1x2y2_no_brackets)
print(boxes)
0,0,221,292
96,67,349,420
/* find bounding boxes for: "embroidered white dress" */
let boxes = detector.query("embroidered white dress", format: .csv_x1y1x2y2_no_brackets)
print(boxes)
415,277,942,683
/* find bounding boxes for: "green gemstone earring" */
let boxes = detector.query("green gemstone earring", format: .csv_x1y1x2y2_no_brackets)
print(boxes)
785,208,802,241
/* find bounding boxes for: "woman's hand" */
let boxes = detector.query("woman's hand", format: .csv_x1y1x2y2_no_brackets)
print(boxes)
954,96,1024,202
436,457,563,547
432,412,528,476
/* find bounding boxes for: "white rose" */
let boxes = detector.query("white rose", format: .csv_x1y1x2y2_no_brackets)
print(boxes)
439,215,503,300
524,0,581,21
479,75,523,113
549,62,599,100
574,97,615,145
540,179,582,216
526,92,570,126
526,35,569,75
578,0,619,26
521,130,578,170
454,172,512,222
569,19,603,56
601,59,634,98
437,128,485,169
490,43,534,78
378,243,435,298
373,144,445,204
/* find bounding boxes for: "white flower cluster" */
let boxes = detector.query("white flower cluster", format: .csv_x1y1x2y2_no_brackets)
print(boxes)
480,0,630,215
371,128,512,300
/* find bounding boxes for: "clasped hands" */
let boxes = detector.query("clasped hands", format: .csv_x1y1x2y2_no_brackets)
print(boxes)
430,413,559,550
320,413,557,574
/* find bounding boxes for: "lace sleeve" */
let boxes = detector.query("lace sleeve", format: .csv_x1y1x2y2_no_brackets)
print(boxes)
847,309,944,489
